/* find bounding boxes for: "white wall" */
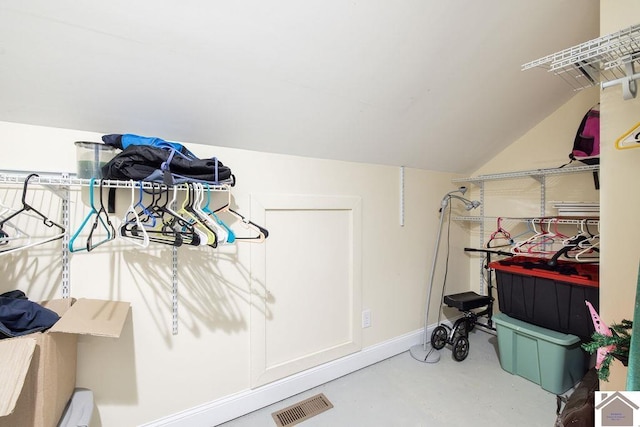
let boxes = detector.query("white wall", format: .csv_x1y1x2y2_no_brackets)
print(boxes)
600,0,640,391
467,87,600,298
0,121,467,426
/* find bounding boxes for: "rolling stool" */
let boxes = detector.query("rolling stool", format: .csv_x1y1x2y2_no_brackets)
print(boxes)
430,292,493,361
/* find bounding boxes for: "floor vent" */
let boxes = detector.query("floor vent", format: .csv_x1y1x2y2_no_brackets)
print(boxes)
271,393,333,426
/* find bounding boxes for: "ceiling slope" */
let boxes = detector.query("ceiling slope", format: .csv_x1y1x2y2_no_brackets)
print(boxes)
0,1,599,173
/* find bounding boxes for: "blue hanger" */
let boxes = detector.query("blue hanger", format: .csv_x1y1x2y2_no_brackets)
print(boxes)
69,178,114,252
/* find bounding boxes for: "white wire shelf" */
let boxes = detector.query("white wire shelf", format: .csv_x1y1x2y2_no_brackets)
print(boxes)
452,164,598,184
522,23,640,99
453,216,599,225
0,170,230,191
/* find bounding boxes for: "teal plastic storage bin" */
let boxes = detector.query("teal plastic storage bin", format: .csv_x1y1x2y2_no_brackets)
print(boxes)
493,313,587,394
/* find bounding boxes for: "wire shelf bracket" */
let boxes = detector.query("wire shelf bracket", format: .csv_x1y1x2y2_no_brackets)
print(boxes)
522,23,640,100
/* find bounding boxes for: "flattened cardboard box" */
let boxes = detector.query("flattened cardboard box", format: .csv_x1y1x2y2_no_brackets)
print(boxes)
0,298,130,427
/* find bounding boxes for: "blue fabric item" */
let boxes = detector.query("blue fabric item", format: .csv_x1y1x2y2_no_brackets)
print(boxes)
102,134,197,159
0,296,60,339
121,134,186,153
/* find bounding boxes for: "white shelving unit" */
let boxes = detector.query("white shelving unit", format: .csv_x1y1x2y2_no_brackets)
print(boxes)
453,164,599,218
0,170,231,335
522,23,640,100
0,170,229,191
452,164,599,292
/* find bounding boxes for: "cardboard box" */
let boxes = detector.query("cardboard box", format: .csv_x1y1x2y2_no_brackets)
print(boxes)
0,298,130,427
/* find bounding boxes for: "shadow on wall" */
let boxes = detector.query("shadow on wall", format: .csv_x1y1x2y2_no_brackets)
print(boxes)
0,247,62,300
0,185,65,300
76,309,136,425
110,244,272,346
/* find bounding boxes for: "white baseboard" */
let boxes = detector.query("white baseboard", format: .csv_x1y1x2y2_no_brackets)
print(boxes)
141,326,437,427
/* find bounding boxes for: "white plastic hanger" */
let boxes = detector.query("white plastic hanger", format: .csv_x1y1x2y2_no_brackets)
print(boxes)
118,181,150,248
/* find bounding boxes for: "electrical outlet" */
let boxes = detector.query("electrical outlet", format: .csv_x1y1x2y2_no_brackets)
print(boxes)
362,309,372,328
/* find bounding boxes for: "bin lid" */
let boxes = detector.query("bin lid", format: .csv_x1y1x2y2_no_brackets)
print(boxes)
58,388,94,427
489,256,599,288
493,313,581,346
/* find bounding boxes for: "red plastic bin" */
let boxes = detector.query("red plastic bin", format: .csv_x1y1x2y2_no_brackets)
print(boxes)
489,256,599,339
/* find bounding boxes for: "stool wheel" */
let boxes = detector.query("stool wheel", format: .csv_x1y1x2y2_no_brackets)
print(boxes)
430,325,448,350
452,336,469,362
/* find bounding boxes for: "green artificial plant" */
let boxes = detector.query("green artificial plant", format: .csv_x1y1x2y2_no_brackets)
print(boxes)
582,319,632,381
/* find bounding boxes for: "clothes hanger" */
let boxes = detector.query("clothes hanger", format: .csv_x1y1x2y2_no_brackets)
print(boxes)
193,183,228,245
552,230,599,265
118,180,150,248
532,217,572,255
505,218,536,244
547,219,601,265
0,219,28,247
524,220,559,255
0,198,30,247
562,219,597,254
69,178,114,252
211,188,269,242
485,217,513,248
547,218,570,241
575,240,599,262
572,220,599,251
122,184,189,247
177,183,218,247
574,220,600,262
511,219,543,254
214,200,269,243
151,184,204,247
124,184,188,247
511,218,556,255
86,179,116,251
151,183,198,237
201,183,235,244
561,219,589,247
133,182,157,229
0,174,65,232
0,229,64,256
0,173,65,255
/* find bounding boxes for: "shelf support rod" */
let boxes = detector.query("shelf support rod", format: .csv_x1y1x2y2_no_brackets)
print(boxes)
540,175,546,217
171,195,179,335
172,246,179,335
399,166,404,227
601,60,639,100
478,181,485,294
61,173,71,298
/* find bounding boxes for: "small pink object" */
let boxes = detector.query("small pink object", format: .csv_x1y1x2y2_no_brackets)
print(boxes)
585,300,615,369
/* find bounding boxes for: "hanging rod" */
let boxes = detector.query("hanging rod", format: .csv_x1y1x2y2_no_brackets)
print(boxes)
453,216,599,226
0,170,230,191
522,23,640,99
452,164,598,183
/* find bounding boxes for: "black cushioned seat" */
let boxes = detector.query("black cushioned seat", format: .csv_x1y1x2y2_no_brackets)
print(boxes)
444,292,492,311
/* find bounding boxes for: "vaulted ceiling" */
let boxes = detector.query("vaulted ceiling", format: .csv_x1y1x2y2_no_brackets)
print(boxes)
0,1,599,173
